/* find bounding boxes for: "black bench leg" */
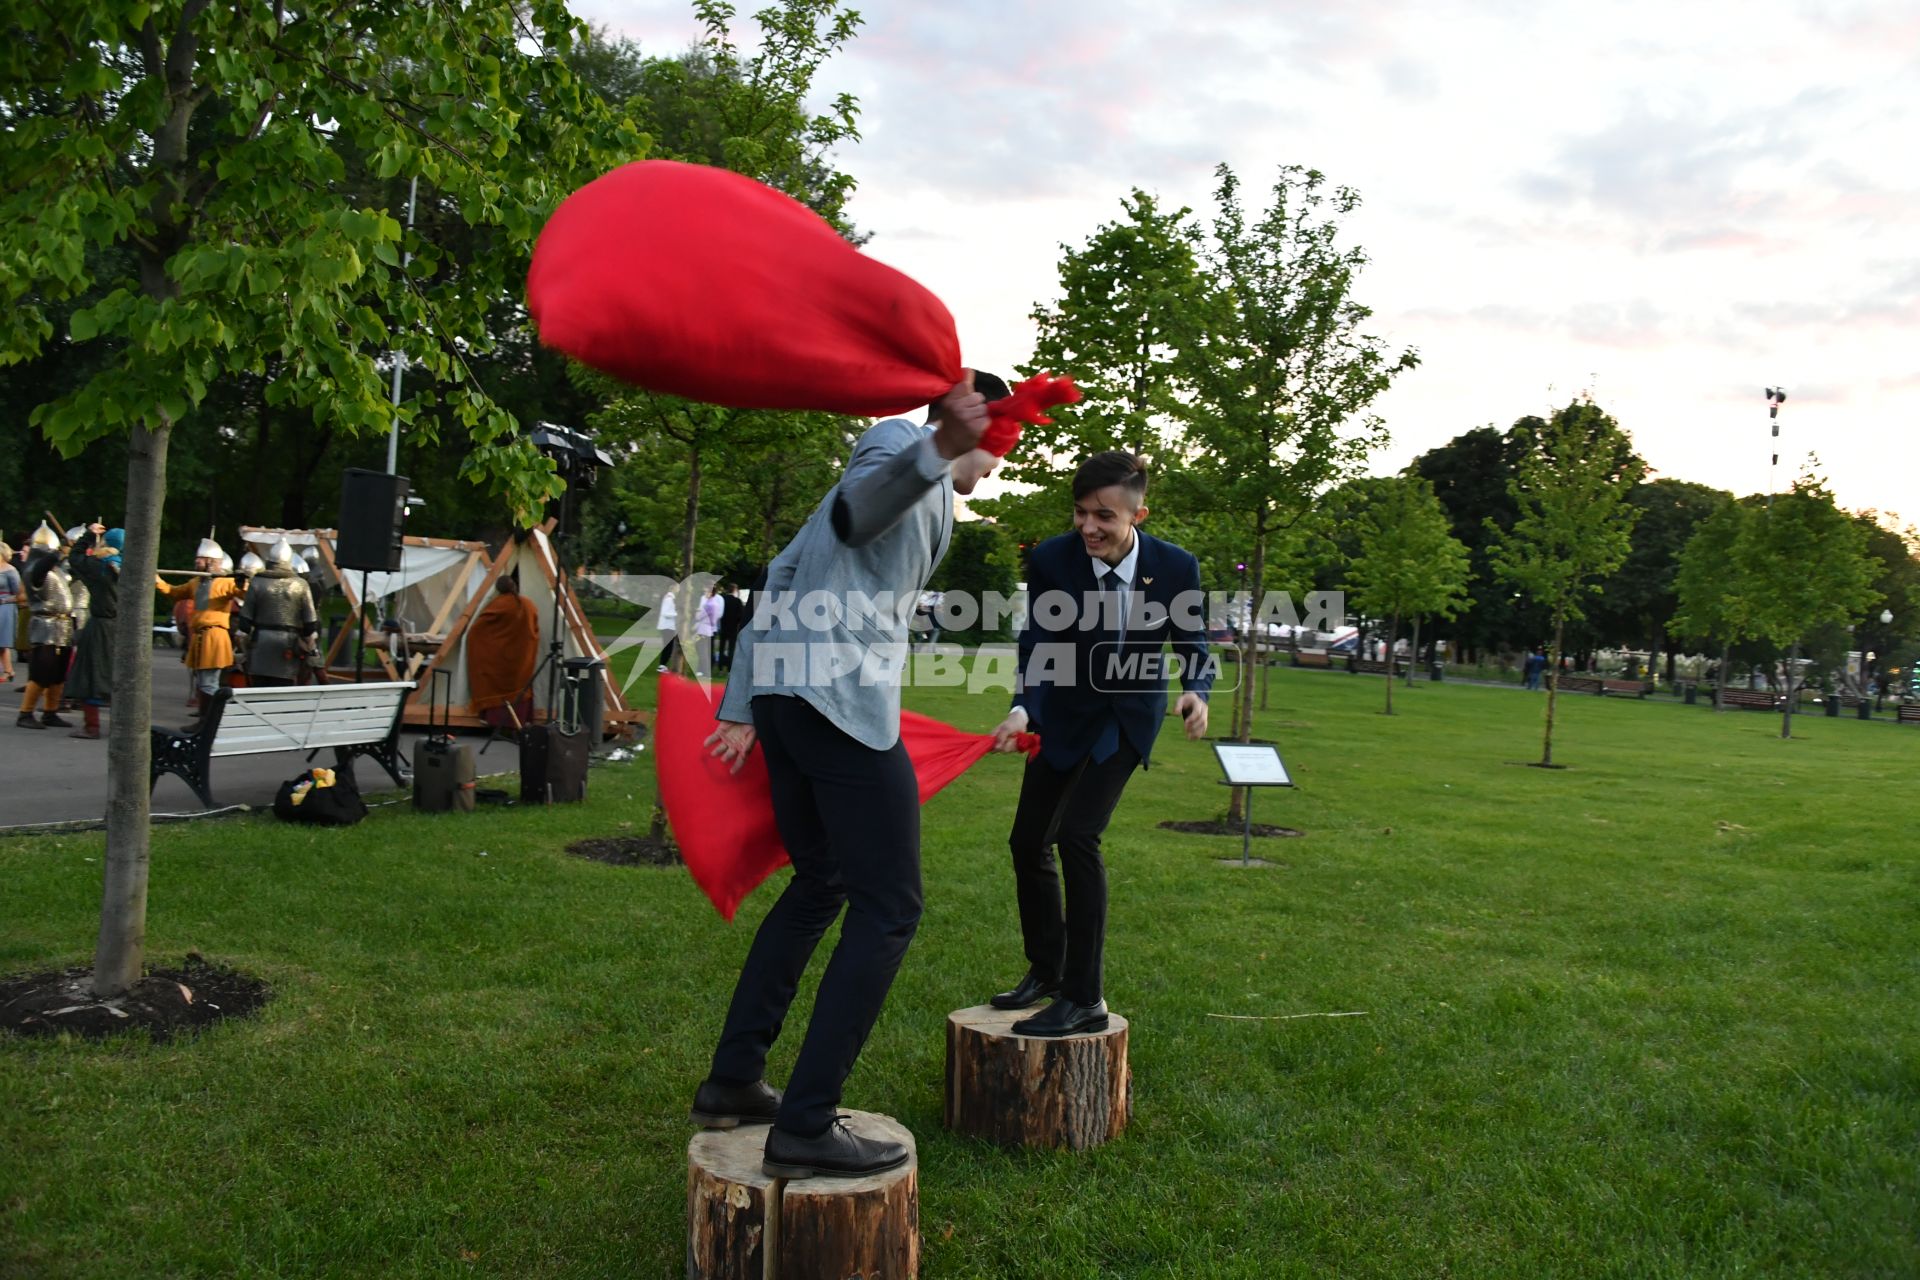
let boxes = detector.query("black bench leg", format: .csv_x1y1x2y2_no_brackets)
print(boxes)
337,740,410,792
149,728,217,808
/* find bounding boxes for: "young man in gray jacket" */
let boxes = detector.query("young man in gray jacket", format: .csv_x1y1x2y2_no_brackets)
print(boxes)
694,372,1005,1178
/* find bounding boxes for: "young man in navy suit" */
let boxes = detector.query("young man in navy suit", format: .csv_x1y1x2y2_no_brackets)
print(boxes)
988,451,1213,1036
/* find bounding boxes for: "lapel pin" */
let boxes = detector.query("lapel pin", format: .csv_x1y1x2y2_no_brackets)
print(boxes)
1142,577,1154,586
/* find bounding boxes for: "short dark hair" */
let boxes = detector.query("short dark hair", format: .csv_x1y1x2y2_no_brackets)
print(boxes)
1072,451,1148,505
927,370,1012,422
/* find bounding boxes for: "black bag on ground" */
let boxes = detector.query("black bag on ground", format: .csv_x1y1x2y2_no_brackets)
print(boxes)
413,669,476,813
273,769,367,826
518,724,588,804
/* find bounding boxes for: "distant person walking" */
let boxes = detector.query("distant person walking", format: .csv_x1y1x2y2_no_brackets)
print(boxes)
655,585,680,673
695,582,723,675
715,583,745,671
0,542,20,685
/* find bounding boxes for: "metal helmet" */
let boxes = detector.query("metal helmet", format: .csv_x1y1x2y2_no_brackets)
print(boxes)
266,537,295,570
30,521,60,551
239,551,267,574
216,553,234,575
65,525,88,544
301,551,323,577
196,528,224,561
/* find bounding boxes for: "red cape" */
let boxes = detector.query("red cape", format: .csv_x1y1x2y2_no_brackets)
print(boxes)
654,675,1038,920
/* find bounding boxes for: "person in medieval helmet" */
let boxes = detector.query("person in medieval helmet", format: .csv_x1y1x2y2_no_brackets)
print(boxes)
63,523,124,740
235,536,319,688
238,549,266,579
156,528,245,723
16,522,76,729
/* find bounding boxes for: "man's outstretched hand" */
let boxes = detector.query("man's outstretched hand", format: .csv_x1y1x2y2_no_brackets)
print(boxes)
703,721,757,774
1176,692,1208,740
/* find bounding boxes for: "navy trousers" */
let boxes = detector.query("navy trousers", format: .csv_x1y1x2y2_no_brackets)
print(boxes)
708,694,923,1135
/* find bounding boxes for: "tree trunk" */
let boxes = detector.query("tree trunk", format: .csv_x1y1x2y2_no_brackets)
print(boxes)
1540,612,1566,768
93,416,173,998
1383,611,1397,715
1227,523,1267,825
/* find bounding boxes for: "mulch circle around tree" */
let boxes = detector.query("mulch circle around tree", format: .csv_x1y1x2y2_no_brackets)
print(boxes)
0,953,271,1043
1158,820,1305,838
566,835,682,867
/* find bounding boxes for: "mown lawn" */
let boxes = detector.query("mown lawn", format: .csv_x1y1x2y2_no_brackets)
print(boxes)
3,660,1916,1278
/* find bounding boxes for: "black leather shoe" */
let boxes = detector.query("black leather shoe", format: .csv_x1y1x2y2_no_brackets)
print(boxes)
40,712,72,728
761,1117,909,1179
989,969,1061,1010
1011,996,1110,1038
689,1078,782,1129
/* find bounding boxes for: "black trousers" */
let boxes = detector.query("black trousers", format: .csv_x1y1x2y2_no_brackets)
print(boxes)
1007,741,1141,1005
709,694,923,1135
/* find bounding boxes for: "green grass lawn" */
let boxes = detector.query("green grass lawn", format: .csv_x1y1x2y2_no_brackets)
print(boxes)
3,662,1916,1277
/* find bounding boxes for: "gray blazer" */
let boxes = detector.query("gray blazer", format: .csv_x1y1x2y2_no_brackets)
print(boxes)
717,417,953,749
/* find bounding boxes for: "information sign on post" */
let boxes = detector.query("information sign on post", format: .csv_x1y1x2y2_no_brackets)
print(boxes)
1213,742,1294,867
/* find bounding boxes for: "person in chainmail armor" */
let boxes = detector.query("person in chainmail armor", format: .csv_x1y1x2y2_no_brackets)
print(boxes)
15,522,75,730
235,538,319,687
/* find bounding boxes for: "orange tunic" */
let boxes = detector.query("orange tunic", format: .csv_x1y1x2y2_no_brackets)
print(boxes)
156,575,243,671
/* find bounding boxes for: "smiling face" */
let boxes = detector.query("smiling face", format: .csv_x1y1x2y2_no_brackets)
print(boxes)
1073,484,1146,564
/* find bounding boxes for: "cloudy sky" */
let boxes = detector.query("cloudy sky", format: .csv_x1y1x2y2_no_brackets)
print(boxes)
577,0,1919,527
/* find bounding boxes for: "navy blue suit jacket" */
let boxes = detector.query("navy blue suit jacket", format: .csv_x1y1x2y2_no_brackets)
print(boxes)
1012,530,1212,771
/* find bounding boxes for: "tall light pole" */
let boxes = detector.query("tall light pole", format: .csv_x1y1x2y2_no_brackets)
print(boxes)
1764,386,1786,509
1877,607,1894,711
384,175,421,475
1763,387,1793,730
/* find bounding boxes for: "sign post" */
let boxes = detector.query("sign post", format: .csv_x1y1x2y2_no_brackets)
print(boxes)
1213,742,1294,867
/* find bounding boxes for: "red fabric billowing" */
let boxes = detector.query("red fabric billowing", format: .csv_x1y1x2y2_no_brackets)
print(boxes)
653,675,1039,921
981,373,1083,457
527,161,961,418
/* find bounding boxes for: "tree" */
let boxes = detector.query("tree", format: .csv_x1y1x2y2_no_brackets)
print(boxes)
592,0,865,635
1175,164,1417,817
1344,475,1470,714
1671,498,1757,711
1489,400,1645,766
1739,472,1880,738
1851,513,1920,695
974,190,1204,545
1,1,636,997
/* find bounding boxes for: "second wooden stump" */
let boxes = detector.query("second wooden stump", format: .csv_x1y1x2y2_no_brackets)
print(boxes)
944,1004,1131,1150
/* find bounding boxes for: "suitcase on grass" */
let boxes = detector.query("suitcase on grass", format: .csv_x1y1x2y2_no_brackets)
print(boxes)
413,670,476,812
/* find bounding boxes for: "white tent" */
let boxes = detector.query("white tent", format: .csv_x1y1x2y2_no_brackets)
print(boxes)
239,525,636,736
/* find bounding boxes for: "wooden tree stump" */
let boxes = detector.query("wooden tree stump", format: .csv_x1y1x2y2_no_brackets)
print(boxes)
944,1004,1131,1150
687,1110,919,1280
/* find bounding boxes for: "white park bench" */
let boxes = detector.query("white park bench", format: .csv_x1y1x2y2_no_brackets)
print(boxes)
149,682,415,807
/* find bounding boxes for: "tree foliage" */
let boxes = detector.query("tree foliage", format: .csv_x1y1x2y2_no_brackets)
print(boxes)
1490,399,1645,765
1,0,639,997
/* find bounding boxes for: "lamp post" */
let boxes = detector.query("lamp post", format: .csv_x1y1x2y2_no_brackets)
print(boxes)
1876,608,1894,711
